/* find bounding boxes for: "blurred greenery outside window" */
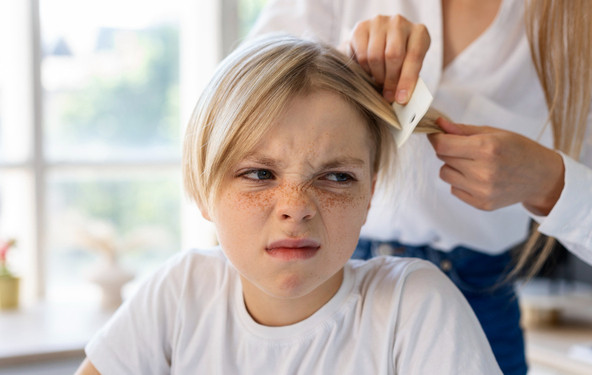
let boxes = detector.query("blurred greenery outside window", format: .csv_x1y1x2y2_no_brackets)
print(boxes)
0,0,268,305
41,0,183,303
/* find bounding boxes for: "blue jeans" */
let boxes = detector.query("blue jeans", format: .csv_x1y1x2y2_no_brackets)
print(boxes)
354,239,527,375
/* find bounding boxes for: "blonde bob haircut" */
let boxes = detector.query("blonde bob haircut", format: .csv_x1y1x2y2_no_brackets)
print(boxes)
183,34,438,211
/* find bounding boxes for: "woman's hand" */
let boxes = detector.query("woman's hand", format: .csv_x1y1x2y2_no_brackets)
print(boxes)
345,15,431,104
428,117,565,216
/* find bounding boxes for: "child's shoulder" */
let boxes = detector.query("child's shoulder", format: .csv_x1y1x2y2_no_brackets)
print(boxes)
346,256,448,300
130,247,234,306
348,255,439,281
146,247,232,287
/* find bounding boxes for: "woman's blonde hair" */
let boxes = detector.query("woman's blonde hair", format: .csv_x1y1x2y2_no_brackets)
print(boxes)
183,34,438,211
513,0,592,279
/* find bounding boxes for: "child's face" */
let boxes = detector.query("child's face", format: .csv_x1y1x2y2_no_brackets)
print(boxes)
209,90,376,323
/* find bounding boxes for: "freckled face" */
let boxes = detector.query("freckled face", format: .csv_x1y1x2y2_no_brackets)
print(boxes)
210,90,376,311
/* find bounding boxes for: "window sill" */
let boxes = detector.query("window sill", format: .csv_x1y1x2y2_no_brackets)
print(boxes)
0,301,113,366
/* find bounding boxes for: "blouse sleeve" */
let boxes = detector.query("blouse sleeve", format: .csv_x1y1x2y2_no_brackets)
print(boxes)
393,263,503,374
530,152,592,264
247,0,342,45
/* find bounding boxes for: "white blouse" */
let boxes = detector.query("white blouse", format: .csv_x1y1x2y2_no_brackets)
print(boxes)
250,0,592,262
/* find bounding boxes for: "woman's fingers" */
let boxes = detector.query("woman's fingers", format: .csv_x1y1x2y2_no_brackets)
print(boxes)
394,23,430,103
429,119,565,214
382,18,409,101
367,21,389,85
349,20,371,73
349,15,430,103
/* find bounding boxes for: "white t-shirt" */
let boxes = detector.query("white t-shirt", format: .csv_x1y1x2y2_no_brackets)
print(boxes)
85,248,502,374
249,0,592,263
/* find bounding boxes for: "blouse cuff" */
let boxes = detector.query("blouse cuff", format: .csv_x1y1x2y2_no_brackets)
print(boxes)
529,152,592,248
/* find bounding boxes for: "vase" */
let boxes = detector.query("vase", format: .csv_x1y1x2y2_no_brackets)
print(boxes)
88,260,134,310
0,275,20,310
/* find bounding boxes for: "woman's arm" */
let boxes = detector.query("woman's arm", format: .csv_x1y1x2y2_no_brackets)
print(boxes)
428,117,592,263
533,153,592,264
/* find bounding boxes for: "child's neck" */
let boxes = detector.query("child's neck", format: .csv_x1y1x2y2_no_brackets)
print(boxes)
240,269,344,327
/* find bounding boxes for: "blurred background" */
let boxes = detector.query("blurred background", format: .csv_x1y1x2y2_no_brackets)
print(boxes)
0,0,267,373
0,0,267,308
0,0,591,374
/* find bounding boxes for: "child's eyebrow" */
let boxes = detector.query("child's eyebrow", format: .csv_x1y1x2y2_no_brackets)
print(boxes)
242,154,281,168
244,153,367,170
320,158,367,170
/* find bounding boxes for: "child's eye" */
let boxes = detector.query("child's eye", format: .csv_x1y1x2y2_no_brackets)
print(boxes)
323,172,355,183
240,169,275,181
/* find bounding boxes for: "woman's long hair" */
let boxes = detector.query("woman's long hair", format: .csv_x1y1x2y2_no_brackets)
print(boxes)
512,0,592,279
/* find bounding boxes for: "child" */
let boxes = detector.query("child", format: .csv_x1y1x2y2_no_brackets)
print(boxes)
76,35,501,374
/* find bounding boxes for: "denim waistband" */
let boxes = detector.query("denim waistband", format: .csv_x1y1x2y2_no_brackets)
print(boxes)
354,238,515,294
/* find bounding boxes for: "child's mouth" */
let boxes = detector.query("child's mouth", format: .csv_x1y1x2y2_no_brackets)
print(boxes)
266,239,321,260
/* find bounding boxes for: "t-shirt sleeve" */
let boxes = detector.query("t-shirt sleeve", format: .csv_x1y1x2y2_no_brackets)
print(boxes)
85,254,186,374
393,262,503,375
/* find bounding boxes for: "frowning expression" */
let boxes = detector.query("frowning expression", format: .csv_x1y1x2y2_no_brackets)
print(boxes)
208,90,377,322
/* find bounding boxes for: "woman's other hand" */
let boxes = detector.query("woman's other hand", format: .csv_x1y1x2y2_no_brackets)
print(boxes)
428,117,565,216
346,15,431,104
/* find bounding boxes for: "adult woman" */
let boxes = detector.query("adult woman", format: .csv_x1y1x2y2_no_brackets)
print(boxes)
249,1,592,374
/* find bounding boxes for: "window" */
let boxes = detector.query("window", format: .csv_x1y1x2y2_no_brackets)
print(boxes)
0,0,268,306
40,0,184,303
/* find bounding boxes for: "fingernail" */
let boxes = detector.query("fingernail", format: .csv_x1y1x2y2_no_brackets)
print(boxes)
396,90,408,104
383,90,394,102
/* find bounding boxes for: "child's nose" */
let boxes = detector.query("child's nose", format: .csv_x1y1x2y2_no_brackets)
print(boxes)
275,184,316,222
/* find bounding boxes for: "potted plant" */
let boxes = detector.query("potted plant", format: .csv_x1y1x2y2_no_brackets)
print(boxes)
0,239,19,310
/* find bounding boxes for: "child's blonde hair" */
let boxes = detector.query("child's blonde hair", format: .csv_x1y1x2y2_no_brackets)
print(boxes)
183,34,438,212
